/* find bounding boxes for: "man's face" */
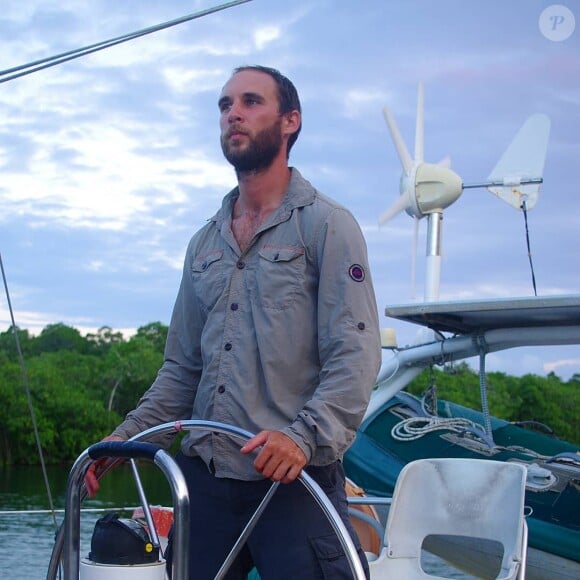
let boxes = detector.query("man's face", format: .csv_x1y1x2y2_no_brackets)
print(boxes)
218,70,284,172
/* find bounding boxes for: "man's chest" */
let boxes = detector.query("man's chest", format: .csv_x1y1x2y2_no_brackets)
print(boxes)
231,214,262,252
191,219,314,314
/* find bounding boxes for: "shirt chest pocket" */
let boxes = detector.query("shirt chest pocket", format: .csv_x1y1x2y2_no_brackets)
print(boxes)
191,250,227,312
254,245,305,310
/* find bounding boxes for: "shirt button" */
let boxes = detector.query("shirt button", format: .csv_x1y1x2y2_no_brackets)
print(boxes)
357,322,366,330
230,303,239,311
224,342,232,351
236,260,245,269
217,385,226,394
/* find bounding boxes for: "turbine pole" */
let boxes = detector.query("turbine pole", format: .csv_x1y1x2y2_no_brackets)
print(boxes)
425,212,443,302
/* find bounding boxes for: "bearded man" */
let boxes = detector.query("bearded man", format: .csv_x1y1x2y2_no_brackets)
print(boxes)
87,65,381,580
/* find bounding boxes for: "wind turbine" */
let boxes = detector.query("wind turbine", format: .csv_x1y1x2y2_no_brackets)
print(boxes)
380,83,550,302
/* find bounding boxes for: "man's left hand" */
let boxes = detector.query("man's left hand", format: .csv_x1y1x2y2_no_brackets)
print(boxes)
240,430,307,484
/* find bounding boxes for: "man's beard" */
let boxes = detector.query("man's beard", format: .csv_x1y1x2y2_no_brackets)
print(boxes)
221,118,283,173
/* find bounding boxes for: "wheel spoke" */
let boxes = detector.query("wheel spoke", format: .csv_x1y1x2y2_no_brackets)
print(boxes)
215,480,280,579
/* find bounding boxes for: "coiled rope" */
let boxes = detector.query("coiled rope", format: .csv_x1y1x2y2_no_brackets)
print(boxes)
391,416,488,442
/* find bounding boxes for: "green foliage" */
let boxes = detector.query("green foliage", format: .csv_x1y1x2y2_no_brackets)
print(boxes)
134,322,169,352
101,334,164,417
0,350,121,465
31,322,88,355
1,321,578,464
0,326,33,361
406,364,579,445
0,322,167,465
86,326,125,354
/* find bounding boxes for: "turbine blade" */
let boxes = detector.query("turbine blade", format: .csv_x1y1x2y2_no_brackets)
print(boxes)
383,106,413,174
437,155,451,168
378,193,412,226
414,82,424,163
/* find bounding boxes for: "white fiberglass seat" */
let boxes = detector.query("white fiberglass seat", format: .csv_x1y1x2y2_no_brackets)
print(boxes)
368,458,528,580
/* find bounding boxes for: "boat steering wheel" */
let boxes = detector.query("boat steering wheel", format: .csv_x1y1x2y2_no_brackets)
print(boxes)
48,420,367,580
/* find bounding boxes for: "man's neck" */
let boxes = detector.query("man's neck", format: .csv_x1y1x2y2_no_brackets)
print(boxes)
230,159,291,252
235,158,291,216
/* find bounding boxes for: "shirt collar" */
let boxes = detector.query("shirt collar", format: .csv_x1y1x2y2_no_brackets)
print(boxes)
210,167,316,228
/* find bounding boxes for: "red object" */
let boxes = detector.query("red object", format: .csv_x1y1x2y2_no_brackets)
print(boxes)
132,506,174,539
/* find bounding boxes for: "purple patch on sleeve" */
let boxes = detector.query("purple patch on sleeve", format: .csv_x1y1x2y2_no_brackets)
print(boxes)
349,264,365,282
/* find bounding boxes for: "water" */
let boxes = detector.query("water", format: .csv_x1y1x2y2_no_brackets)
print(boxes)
1,463,474,579
0,463,172,580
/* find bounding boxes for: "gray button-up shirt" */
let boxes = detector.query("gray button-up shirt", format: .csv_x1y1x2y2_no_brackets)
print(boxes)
114,168,381,480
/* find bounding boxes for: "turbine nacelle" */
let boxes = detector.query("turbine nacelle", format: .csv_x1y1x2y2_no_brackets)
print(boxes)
379,83,549,301
408,163,463,218
381,161,463,225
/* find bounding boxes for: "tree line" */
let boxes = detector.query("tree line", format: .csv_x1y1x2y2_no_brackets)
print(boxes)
0,322,166,465
0,322,578,465
404,362,579,446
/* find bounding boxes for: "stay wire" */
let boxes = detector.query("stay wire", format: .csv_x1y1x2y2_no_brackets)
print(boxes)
0,252,58,530
0,0,253,84
521,199,538,296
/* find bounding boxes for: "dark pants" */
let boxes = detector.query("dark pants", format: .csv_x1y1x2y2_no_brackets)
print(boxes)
165,453,370,580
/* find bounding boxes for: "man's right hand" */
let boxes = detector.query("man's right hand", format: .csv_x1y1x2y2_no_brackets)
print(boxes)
84,434,125,497
241,430,307,484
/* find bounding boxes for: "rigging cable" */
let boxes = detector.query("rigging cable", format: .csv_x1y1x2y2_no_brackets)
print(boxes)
521,199,538,296
0,252,58,530
0,0,252,84
2,2,256,577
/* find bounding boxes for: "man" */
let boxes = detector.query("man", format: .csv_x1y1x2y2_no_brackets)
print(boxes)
86,65,381,579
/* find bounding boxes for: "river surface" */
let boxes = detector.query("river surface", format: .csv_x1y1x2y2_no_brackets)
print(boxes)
1,462,172,580
1,463,474,579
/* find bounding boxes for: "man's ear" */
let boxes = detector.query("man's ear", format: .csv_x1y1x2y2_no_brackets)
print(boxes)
282,110,301,138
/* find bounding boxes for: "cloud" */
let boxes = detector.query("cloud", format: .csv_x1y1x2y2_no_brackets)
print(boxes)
1,0,578,383
0,98,235,231
161,66,225,94
0,307,94,336
342,88,389,120
253,26,281,50
1,156,231,231
544,358,580,376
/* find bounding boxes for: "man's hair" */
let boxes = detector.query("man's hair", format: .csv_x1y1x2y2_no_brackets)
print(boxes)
233,65,302,157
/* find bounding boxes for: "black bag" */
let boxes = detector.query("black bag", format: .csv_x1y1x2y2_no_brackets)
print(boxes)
89,512,160,565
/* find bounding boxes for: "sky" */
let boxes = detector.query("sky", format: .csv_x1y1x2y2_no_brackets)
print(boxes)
1,0,579,379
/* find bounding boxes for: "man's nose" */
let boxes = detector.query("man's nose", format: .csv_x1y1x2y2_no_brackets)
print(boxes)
227,101,243,122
